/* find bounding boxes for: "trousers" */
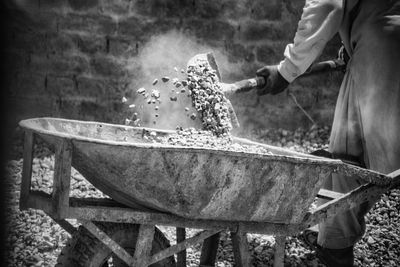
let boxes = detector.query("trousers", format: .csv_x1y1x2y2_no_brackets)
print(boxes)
317,0,400,249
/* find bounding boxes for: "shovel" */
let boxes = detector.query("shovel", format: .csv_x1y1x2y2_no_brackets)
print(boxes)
189,52,346,96
187,52,346,128
187,53,242,128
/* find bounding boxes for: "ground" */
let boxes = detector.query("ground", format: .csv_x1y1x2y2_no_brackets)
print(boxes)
4,125,400,266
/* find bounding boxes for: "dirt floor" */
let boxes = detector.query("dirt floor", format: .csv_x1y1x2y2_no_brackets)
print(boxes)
4,125,400,266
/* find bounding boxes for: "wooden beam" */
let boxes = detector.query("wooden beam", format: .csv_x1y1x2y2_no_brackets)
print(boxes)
149,230,221,265
231,231,251,267
52,139,73,219
273,236,286,267
52,139,72,219
176,228,186,267
68,206,305,236
79,220,135,266
69,197,130,208
20,131,34,210
306,183,389,226
133,224,155,267
200,233,220,266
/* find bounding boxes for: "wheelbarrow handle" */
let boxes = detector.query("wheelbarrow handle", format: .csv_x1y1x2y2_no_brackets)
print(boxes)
388,168,400,189
229,59,347,94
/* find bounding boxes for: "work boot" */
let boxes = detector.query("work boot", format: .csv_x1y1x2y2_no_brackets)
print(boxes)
299,229,354,266
315,245,354,267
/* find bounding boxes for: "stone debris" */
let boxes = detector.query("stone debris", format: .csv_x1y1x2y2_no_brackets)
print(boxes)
156,128,273,156
136,87,146,94
151,89,160,99
190,113,197,120
186,60,232,136
121,96,128,103
124,60,232,133
171,78,179,85
152,78,158,85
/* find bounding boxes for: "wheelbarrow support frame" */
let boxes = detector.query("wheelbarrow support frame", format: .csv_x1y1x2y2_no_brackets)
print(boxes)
19,130,400,267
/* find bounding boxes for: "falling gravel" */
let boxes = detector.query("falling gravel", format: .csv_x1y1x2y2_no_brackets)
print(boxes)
185,61,233,135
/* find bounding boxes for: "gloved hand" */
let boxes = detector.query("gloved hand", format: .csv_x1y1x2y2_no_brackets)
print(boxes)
255,65,289,95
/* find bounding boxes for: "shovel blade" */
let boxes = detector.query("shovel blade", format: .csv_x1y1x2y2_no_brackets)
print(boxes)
187,52,240,128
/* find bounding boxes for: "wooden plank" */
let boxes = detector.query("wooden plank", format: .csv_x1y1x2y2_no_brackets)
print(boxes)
132,224,155,267
306,183,390,226
200,233,220,266
20,131,34,210
149,230,221,265
176,227,186,267
69,197,130,208
273,236,286,267
317,189,344,200
79,220,135,266
52,139,72,219
231,231,251,267
68,206,305,236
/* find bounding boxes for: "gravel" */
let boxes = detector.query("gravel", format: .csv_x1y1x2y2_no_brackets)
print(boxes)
4,126,400,266
123,61,233,135
186,61,232,135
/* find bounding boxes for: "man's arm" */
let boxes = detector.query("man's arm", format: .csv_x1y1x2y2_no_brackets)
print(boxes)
278,0,345,83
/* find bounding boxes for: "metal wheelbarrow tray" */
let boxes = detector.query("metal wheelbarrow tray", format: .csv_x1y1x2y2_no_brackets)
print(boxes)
18,117,400,267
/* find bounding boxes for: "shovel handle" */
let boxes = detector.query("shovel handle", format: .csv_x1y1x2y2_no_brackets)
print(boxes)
301,59,346,77
230,59,346,94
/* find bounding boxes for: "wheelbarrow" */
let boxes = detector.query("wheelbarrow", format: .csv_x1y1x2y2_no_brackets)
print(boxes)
18,117,400,267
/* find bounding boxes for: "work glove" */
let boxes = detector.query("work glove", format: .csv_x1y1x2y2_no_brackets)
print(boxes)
255,65,289,96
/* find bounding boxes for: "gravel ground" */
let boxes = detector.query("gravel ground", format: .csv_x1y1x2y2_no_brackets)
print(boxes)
4,125,400,266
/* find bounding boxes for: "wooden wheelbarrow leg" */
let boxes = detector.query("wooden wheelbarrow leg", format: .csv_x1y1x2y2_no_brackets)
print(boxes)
20,131,34,210
231,231,251,267
52,139,73,219
133,224,156,266
200,233,220,266
273,236,286,267
177,227,186,267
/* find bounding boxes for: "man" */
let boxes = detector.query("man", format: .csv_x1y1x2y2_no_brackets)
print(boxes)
252,0,400,266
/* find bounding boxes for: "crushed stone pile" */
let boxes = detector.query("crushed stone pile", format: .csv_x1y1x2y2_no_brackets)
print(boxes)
152,127,273,155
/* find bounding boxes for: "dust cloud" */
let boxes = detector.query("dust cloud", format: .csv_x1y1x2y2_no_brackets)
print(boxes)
124,30,239,130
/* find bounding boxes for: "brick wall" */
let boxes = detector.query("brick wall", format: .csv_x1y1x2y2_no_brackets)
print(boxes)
2,0,343,135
